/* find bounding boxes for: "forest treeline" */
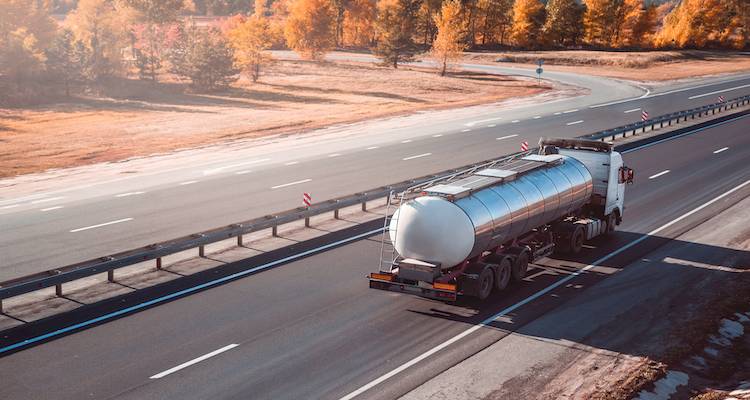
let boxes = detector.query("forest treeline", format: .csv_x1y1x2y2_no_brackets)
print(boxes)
1,0,748,101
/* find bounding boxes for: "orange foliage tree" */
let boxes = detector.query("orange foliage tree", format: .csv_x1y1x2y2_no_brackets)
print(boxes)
655,0,742,48
284,0,336,59
510,0,546,48
343,0,377,47
227,0,274,82
431,0,466,76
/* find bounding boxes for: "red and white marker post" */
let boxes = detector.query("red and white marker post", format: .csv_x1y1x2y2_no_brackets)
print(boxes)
718,95,726,103
521,141,529,151
303,192,312,208
641,110,649,121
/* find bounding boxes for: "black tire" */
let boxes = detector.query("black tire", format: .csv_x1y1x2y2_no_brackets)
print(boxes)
512,251,529,282
569,226,585,254
495,258,512,291
477,266,494,300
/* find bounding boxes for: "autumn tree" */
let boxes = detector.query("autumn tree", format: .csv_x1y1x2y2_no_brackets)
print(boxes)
0,0,57,90
543,0,584,47
584,0,642,47
169,23,239,90
124,0,185,80
46,29,91,96
431,0,466,76
628,3,657,48
655,0,740,48
228,0,274,82
373,0,419,68
343,0,377,47
284,0,337,60
66,0,131,79
510,0,546,48
475,0,514,46
414,0,441,46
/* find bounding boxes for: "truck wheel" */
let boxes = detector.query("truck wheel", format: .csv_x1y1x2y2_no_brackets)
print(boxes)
569,226,585,254
512,252,529,282
495,258,512,291
477,266,494,300
605,213,617,235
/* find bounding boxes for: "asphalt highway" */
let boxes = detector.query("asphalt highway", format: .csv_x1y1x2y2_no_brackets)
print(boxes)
1,66,750,280
1,114,748,399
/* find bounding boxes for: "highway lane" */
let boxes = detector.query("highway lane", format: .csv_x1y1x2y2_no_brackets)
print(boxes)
1,73,750,280
1,115,748,399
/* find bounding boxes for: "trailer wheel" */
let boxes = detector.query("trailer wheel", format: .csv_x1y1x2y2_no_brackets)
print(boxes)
512,251,529,282
477,266,494,300
569,226,585,254
495,258,512,291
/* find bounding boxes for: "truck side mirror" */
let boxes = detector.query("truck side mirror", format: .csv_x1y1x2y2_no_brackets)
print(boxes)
619,167,634,184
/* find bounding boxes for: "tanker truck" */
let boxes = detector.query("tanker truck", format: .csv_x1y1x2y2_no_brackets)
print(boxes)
368,137,634,301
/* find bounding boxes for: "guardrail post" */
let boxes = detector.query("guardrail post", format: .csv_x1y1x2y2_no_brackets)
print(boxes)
56,283,63,297
272,225,278,237
108,270,115,282
0,299,3,314
156,257,162,270
237,235,243,246
305,217,311,227
361,201,367,212
334,209,340,219
199,245,205,257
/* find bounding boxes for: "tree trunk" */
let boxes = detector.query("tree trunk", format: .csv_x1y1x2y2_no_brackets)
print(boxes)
440,57,447,76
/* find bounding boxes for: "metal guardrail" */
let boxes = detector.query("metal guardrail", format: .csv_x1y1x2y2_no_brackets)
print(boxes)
1,93,749,309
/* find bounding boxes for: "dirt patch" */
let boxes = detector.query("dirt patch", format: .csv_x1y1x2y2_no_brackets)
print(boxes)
464,50,750,82
0,58,547,178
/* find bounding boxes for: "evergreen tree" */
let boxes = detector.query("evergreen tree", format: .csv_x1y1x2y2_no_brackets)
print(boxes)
544,0,584,47
46,29,91,96
169,23,239,90
510,0,546,48
373,0,419,68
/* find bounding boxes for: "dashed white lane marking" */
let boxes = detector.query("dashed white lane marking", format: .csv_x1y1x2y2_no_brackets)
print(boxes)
461,129,472,132
713,147,729,154
202,158,271,175
284,161,299,166
150,344,239,379
624,108,641,113
402,153,432,161
328,153,342,158
688,84,750,99
0,204,20,210
235,170,252,175
338,179,750,400
432,134,443,138
366,146,379,150
401,140,412,143
496,134,519,140
533,116,541,119
179,181,199,186
566,120,584,126
70,218,134,233
465,117,502,127
115,191,145,198
563,109,579,114
271,179,312,189
41,206,64,212
487,124,496,128
511,120,520,123
31,196,65,204
554,112,561,115
649,170,670,179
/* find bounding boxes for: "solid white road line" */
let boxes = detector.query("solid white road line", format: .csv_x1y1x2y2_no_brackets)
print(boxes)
563,109,578,114
622,114,750,154
40,206,64,212
465,117,502,127
0,204,20,210
31,196,65,204
649,170,670,180
624,108,641,113
339,179,750,400
70,218,134,233
713,147,729,154
688,84,750,100
149,344,239,379
496,134,519,140
566,120,584,126
366,146,379,150
202,159,271,175
402,153,431,161
179,181,198,186
115,191,145,198
328,153,342,158
271,179,312,189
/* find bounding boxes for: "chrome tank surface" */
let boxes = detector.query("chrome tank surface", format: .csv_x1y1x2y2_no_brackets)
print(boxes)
390,155,593,269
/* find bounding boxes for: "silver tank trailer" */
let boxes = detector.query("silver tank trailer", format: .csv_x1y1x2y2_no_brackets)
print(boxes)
390,155,593,269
